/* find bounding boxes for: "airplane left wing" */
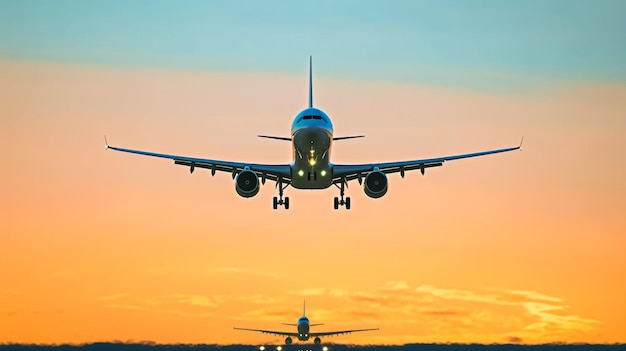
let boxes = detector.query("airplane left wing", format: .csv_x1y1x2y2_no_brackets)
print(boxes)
106,142,291,182
332,141,522,184
310,328,379,337
233,327,298,337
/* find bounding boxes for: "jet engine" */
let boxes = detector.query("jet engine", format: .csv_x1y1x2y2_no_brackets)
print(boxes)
235,170,260,197
364,170,388,198
314,337,321,345
285,337,293,345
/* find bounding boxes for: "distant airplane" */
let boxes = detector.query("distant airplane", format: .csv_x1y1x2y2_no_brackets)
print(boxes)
234,301,378,345
106,56,521,210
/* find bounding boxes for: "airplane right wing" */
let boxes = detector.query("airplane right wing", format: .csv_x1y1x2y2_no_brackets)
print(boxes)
310,327,379,337
233,327,298,337
332,139,523,184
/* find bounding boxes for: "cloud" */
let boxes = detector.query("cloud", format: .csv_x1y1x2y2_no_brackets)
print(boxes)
239,294,281,305
506,289,563,303
415,284,505,305
173,294,221,308
506,336,524,343
288,282,600,342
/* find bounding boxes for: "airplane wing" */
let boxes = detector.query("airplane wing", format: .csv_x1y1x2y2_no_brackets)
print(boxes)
233,327,298,337
310,328,379,337
332,140,522,184
106,141,291,183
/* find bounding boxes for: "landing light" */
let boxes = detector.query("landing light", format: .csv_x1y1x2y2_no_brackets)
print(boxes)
323,347,329,351
259,347,265,351
298,170,304,177
320,170,327,176
277,347,282,351
309,159,316,166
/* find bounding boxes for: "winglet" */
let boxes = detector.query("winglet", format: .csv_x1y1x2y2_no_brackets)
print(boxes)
104,135,109,150
519,136,524,150
308,56,313,108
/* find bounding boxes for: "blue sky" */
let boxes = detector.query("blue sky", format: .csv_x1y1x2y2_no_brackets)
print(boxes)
1,0,625,89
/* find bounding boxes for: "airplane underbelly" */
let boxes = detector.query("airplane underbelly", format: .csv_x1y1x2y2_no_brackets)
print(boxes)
290,127,333,189
290,162,332,189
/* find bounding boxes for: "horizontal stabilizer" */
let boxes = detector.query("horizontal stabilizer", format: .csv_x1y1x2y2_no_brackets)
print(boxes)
333,135,365,141
258,135,291,141
281,323,298,326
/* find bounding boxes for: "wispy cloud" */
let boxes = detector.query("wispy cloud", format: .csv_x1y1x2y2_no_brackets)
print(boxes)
287,282,599,342
506,289,563,303
173,294,221,308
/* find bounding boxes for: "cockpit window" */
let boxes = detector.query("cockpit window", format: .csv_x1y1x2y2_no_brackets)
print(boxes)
299,115,329,124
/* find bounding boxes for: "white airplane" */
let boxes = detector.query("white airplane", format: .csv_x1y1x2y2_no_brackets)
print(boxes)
106,57,521,210
234,301,378,345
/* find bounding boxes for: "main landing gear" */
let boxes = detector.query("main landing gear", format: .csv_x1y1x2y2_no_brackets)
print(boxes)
273,178,290,210
333,180,350,210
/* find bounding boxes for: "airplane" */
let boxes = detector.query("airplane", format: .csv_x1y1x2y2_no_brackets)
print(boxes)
106,56,522,210
233,301,378,345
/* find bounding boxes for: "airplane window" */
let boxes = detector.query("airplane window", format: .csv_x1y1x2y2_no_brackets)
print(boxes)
303,116,312,120
313,116,321,120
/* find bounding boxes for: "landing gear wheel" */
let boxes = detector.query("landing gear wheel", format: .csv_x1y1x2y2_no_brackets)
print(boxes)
284,197,290,210
273,197,278,210
334,197,339,210
345,196,351,210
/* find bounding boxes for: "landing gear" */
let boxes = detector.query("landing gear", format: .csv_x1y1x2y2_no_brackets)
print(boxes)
273,178,290,210
333,179,351,210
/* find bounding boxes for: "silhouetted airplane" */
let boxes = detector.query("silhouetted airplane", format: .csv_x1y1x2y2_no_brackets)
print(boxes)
234,301,377,345
106,56,521,210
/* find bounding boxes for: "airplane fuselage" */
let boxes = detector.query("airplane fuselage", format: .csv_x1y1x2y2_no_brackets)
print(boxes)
290,107,334,189
296,316,310,341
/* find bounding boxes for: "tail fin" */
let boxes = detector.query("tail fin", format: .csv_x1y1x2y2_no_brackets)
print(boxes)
303,300,306,316
308,56,313,108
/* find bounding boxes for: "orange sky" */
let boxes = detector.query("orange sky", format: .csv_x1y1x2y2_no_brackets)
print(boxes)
1,60,625,345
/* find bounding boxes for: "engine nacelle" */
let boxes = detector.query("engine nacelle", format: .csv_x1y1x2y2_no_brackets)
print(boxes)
364,171,388,198
235,170,260,198
285,337,293,345
314,337,321,345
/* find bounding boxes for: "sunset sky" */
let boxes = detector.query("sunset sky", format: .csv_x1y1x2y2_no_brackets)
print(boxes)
1,0,625,346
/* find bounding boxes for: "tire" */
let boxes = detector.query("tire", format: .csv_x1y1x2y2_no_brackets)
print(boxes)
333,197,339,210
284,197,290,210
273,197,278,210
345,197,351,210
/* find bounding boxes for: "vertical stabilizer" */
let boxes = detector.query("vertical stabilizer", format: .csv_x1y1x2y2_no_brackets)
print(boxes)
308,56,313,108
303,300,306,316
